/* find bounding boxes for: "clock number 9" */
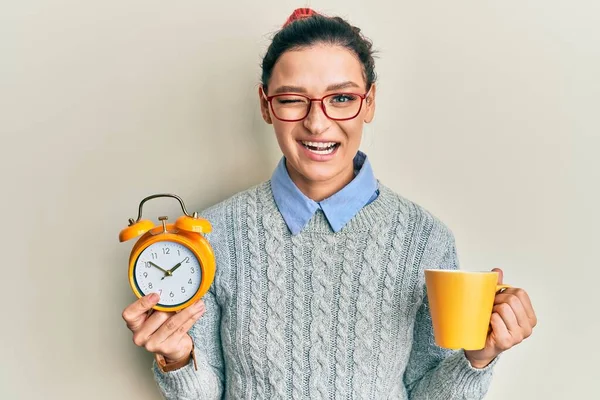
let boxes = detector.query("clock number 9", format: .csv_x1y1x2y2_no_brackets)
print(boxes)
143,272,148,278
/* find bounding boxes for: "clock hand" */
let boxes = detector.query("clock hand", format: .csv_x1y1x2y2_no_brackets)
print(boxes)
170,257,188,274
158,257,189,280
148,261,171,277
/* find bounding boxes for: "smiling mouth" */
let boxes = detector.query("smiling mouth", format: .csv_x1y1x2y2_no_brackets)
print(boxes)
300,140,340,155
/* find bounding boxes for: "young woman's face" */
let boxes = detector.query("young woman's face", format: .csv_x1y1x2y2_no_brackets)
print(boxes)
259,44,376,190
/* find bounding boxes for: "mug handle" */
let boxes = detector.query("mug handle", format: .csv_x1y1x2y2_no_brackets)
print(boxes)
496,284,511,293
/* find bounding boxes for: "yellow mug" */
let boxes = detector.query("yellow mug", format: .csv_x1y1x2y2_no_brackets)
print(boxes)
424,269,510,350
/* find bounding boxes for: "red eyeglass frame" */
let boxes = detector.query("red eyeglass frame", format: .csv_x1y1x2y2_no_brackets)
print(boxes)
263,91,371,122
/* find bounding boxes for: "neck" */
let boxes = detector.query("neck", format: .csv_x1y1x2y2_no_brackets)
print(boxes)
286,160,354,202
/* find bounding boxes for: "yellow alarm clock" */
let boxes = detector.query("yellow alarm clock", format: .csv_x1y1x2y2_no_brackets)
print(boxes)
119,194,215,312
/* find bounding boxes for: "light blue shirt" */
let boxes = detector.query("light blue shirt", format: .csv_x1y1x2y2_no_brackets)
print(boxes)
271,150,379,235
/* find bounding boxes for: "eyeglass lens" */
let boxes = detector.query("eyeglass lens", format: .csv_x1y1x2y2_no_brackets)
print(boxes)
271,93,363,121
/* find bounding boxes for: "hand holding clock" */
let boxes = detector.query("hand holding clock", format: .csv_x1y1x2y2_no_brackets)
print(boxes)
122,247,206,364
118,196,216,369
122,293,206,363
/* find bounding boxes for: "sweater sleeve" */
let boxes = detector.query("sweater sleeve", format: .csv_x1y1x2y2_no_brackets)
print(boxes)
403,231,499,400
151,284,225,400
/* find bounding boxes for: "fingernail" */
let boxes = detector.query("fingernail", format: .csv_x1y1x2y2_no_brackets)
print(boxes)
149,293,160,302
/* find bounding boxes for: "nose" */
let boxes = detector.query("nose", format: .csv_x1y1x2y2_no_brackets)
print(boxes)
303,100,330,135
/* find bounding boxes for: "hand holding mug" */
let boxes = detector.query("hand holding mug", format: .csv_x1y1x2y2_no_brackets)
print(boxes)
464,268,537,368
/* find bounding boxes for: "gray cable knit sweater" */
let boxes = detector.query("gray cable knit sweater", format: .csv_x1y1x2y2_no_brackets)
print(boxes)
152,181,498,399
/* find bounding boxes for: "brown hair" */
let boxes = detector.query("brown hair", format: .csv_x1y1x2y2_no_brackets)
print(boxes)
261,8,377,93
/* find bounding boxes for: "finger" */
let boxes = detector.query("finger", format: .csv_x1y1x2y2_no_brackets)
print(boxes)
494,293,531,334
492,268,503,284
131,311,171,348
122,293,160,331
489,312,512,351
148,300,205,347
169,316,200,348
146,306,204,355
158,329,195,362
512,288,537,327
493,303,524,343
497,288,537,327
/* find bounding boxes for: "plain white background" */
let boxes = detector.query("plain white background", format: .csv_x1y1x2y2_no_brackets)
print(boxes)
1,1,598,399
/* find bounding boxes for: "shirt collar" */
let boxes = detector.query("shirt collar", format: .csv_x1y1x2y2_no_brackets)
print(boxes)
271,150,378,235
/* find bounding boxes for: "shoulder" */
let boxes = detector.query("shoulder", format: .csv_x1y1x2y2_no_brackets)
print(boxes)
199,181,271,222
379,182,459,278
196,180,273,245
194,181,271,296
378,182,456,248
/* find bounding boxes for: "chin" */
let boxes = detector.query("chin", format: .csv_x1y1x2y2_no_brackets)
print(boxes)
297,162,343,183
283,143,353,184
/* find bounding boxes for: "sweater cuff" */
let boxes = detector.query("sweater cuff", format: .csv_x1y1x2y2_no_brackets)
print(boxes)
444,350,499,398
152,349,223,400
152,356,199,396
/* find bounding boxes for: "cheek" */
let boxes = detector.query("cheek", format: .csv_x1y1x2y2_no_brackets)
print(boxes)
272,122,299,148
338,120,364,143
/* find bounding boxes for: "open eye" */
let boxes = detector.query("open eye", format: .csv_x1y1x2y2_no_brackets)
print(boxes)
330,94,357,103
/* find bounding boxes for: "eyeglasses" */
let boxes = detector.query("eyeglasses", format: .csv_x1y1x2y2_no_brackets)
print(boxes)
264,90,370,122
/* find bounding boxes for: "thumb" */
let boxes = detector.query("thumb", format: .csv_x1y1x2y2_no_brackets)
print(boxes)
492,267,503,284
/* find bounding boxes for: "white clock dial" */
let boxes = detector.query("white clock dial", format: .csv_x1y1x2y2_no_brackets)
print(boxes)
134,241,202,308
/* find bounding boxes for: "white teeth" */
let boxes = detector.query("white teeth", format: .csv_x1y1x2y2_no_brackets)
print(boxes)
300,140,339,155
307,147,336,155
301,141,337,149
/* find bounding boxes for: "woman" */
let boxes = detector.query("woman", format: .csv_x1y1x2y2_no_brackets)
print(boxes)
122,8,537,399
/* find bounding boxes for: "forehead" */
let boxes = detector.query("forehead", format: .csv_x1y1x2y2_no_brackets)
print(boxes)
269,44,366,93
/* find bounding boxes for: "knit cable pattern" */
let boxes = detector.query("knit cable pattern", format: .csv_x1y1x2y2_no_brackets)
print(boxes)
373,209,405,396
264,211,289,397
334,234,358,398
246,188,267,399
308,231,337,399
352,220,388,395
290,233,306,399
153,181,498,400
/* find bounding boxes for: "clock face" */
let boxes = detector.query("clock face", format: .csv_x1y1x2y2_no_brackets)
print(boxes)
133,241,202,308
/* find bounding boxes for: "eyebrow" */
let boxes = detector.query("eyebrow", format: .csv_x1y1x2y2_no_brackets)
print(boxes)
273,81,361,94
326,81,361,91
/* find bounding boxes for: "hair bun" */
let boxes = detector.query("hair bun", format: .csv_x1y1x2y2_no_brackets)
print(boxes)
282,7,319,28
